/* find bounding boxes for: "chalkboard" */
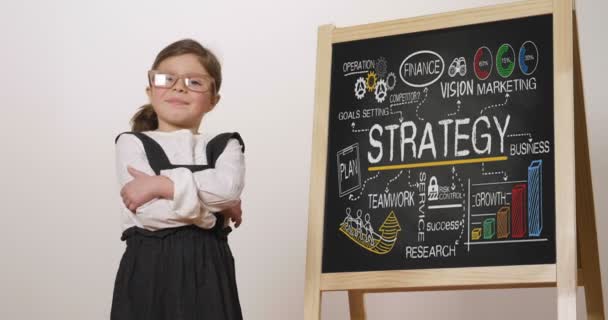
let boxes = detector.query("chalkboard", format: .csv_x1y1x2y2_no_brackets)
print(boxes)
322,14,555,273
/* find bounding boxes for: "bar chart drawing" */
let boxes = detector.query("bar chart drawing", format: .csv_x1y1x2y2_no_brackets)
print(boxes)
467,160,548,248
528,160,543,237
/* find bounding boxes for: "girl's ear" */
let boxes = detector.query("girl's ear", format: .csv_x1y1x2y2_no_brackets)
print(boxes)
145,87,152,101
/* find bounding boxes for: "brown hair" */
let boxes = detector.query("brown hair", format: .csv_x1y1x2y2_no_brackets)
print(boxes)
130,39,222,132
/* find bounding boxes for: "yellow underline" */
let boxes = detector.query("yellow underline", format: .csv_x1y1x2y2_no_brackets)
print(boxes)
368,156,508,172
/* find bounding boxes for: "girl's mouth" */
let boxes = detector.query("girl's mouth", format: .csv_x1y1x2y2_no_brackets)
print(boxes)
165,98,189,107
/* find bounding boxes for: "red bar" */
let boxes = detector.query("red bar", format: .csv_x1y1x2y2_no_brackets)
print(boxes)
511,183,527,238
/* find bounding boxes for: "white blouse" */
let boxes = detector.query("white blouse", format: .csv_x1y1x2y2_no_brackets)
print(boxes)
114,128,245,232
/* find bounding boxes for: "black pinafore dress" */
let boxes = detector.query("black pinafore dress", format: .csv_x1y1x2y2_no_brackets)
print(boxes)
110,131,245,320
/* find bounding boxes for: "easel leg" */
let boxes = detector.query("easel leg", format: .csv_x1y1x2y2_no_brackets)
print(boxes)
573,11,606,320
554,0,578,318
348,290,366,320
304,24,335,320
304,286,322,320
553,0,578,320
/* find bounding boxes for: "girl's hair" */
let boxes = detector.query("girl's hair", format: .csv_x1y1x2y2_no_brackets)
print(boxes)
130,39,222,132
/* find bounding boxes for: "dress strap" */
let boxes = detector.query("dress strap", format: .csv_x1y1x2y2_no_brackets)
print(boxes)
206,132,245,167
115,131,172,175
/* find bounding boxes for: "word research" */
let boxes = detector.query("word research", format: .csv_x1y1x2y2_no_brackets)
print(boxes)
367,115,511,163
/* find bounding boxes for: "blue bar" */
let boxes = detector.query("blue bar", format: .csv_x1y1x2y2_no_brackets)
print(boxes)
527,160,543,237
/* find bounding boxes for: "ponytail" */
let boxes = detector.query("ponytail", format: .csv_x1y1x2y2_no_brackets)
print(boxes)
130,104,158,132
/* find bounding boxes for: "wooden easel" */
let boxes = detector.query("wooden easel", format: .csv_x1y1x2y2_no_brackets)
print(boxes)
573,11,604,320
304,0,604,319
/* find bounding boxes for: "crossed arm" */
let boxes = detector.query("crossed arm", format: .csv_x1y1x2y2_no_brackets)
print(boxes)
115,134,245,227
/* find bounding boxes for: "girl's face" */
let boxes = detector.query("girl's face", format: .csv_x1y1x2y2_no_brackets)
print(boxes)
147,53,219,131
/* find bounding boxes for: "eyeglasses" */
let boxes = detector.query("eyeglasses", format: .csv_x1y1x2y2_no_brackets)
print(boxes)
148,70,215,93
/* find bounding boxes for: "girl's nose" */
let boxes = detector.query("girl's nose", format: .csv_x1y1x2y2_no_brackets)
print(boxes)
172,78,188,92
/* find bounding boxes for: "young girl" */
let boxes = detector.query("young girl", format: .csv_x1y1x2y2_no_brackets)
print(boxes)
110,39,245,320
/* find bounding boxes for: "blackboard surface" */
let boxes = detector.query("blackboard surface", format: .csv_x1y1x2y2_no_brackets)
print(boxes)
322,14,555,273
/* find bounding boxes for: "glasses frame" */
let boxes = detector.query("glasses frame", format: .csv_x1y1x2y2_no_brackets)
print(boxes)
147,70,216,94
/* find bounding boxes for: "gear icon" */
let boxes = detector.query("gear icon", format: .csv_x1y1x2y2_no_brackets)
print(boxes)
375,57,388,78
354,77,366,100
375,79,388,103
386,72,397,91
366,71,378,92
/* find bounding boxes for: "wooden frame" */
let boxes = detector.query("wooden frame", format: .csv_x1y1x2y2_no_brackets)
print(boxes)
304,0,604,319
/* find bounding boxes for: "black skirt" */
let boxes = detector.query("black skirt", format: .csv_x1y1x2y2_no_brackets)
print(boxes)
110,219,243,320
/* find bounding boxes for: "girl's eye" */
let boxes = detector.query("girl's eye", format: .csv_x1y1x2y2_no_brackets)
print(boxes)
154,74,173,86
188,78,207,89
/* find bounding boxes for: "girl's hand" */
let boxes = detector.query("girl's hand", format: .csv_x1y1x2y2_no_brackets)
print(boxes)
220,200,243,228
121,166,170,213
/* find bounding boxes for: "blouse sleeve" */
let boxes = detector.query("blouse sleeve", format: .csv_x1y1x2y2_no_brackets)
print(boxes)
159,138,246,212
115,134,202,220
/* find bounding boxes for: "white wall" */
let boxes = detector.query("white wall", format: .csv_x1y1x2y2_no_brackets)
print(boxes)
0,0,605,319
